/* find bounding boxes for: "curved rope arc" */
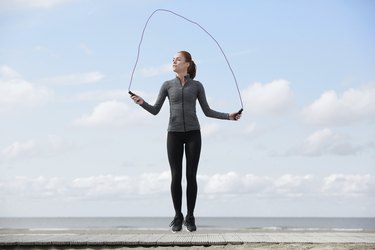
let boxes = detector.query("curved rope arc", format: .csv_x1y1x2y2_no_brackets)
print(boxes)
128,8,243,110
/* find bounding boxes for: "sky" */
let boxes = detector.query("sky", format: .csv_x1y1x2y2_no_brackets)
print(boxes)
0,0,375,218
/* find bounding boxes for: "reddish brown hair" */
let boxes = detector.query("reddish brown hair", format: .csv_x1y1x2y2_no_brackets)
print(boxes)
178,51,196,79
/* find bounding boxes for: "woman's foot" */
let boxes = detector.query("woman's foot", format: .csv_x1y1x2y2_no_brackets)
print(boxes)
169,213,184,232
184,214,197,232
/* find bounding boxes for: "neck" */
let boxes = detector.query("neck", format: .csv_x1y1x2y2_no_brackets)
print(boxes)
176,72,187,80
176,73,188,85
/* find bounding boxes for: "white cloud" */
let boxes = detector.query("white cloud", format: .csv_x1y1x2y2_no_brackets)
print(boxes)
0,172,171,200
138,63,171,77
71,175,137,198
0,173,373,201
71,172,170,199
0,65,21,79
273,174,314,197
0,176,67,199
199,172,315,197
1,135,75,163
201,172,244,194
287,128,363,157
322,174,373,196
41,71,104,86
0,0,73,9
139,172,170,195
303,128,338,156
242,79,293,115
1,140,37,161
0,65,52,111
200,172,316,197
73,100,145,128
303,84,375,125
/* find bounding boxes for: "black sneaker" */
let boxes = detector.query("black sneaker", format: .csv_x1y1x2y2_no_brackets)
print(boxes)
184,215,197,232
169,214,183,232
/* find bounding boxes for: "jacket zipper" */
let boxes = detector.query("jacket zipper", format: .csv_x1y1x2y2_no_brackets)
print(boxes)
182,85,186,132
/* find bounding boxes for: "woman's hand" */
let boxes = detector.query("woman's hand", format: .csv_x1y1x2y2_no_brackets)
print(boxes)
131,94,144,105
229,112,241,121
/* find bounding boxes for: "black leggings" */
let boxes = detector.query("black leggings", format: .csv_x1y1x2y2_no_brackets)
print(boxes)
167,130,201,216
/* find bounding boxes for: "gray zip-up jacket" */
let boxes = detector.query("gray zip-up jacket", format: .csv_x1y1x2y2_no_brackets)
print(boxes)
140,76,229,132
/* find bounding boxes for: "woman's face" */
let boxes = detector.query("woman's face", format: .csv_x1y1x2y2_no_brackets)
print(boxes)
172,53,189,74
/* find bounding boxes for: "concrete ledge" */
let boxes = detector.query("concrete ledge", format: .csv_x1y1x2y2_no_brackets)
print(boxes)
1,229,375,247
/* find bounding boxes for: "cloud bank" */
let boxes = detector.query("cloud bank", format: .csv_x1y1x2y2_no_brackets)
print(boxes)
73,100,143,128
242,80,293,115
286,128,364,157
1,136,75,162
0,0,73,10
303,84,375,125
0,65,52,112
1,172,373,200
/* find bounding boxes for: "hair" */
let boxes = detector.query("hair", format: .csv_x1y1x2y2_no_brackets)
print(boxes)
178,51,196,79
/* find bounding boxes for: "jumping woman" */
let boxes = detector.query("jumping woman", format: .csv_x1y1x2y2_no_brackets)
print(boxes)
131,51,241,232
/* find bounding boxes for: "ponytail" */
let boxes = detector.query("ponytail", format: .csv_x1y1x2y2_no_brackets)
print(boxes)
188,60,196,79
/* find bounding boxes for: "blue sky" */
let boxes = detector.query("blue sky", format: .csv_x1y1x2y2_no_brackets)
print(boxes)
1,0,374,217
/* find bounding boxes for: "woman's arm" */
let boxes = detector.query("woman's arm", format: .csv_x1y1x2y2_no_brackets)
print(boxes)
197,82,241,121
197,82,230,120
131,82,168,115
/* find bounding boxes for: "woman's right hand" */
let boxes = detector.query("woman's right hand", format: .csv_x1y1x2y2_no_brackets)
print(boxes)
131,94,144,105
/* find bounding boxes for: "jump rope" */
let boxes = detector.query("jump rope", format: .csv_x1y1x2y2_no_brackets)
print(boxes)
128,9,243,115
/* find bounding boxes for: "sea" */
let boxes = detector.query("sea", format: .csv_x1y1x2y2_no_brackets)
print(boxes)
1,217,374,231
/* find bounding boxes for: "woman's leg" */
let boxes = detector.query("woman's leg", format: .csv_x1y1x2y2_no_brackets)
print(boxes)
185,130,202,216
167,132,184,216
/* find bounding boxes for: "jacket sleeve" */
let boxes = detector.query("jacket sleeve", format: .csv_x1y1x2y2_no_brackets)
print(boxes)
197,82,229,120
140,82,168,115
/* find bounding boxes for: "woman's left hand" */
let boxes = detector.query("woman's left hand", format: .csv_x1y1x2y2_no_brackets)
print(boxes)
229,112,241,121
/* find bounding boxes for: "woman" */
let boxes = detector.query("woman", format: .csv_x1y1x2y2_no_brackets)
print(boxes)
131,51,241,232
